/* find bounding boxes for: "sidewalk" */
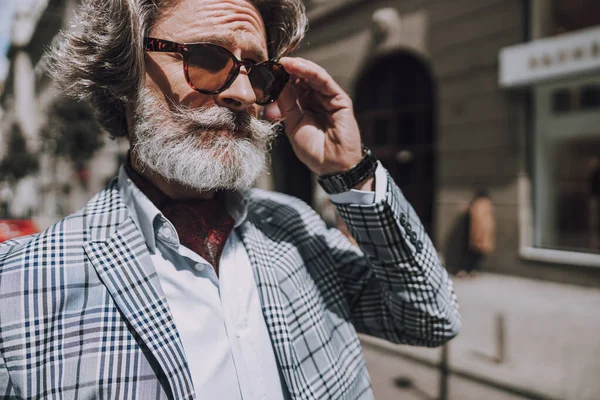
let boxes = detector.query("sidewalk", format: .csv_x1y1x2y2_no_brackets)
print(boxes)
361,273,600,400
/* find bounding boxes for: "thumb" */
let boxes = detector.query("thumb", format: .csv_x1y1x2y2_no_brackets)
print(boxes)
262,102,282,121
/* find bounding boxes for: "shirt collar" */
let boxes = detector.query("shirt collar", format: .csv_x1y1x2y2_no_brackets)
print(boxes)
118,165,249,254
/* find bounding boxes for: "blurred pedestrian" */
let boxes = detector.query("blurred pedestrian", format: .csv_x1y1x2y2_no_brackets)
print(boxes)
0,0,460,398
459,188,496,277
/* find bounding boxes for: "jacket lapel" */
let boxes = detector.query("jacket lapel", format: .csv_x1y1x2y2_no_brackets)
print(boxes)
82,182,195,400
237,205,303,398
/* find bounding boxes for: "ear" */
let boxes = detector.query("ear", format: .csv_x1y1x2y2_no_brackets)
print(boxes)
124,102,136,140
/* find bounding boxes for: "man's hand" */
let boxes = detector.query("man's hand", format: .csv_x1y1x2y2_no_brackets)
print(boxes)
264,57,364,177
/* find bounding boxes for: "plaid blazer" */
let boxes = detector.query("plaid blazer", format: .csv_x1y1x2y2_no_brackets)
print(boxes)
0,172,460,399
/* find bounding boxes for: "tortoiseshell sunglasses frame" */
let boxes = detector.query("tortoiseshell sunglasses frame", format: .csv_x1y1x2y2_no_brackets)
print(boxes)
144,37,289,105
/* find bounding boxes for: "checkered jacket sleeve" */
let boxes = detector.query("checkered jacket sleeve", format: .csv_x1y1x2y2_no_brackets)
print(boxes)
0,239,22,398
330,170,460,346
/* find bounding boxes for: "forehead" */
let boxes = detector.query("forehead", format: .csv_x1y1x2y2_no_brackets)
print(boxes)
153,0,268,58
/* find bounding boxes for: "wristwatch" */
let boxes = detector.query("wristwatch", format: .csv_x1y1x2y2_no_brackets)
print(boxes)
317,146,378,194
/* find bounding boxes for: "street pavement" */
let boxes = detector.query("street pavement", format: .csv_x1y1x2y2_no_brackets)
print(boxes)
362,341,528,400
361,273,600,400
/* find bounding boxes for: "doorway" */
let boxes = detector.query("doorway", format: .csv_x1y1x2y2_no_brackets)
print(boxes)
354,52,437,233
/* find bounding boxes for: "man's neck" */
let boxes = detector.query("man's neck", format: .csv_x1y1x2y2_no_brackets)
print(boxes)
129,153,215,200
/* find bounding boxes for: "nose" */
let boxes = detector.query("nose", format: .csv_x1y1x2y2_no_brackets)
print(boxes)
215,67,256,112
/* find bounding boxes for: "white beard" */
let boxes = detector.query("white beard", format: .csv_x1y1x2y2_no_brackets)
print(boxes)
131,87,279,192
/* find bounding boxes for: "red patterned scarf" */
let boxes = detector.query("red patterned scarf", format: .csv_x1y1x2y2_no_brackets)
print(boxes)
125,161,235,275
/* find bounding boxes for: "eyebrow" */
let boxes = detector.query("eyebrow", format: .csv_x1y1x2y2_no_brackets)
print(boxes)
189,35,268,61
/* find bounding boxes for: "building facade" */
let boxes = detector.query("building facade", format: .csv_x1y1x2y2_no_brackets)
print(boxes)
2,0,599,286
0,0,128,229
290,0,600,286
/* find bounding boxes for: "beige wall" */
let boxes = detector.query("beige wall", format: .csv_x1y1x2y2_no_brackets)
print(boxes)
429,0,525,280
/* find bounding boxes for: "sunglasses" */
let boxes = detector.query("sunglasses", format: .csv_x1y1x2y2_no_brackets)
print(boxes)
144,37,289,105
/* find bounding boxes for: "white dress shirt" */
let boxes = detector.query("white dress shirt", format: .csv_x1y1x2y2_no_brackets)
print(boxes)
118,163,386,399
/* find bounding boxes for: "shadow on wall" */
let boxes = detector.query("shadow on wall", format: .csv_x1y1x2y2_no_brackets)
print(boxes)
443,211,470,275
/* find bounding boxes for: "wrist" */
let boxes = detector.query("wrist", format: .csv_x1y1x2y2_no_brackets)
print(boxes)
353,176,375,191
317,146,378,194
316,152,363,177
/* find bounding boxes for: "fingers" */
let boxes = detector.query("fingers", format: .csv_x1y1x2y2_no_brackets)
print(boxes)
279,57,348,100
289,77,349,114
274,57,353,134
275,79,303,131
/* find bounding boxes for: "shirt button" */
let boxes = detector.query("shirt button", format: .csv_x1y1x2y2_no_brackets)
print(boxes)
158,226,177,245
194,263,206,272
166,229,176,241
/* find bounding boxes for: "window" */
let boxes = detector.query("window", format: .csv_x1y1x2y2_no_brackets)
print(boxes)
551,85,600,114
534,75,600,254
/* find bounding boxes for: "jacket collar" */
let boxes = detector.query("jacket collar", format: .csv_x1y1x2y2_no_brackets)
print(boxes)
82,179,196,399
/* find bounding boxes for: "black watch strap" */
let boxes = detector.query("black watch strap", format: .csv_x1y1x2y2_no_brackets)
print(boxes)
317,147,378,194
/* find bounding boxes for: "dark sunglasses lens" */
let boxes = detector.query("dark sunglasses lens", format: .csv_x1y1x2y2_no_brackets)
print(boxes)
187,45,235,92
249,63,288,104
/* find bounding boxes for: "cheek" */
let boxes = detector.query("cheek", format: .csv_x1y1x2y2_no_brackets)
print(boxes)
145,54,215,108
145,54,183,90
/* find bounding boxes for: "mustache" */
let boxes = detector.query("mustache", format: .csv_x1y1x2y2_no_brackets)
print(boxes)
167,101,267,138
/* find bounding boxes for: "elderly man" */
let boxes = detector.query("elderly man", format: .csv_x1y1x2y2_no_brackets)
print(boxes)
0,0,460,398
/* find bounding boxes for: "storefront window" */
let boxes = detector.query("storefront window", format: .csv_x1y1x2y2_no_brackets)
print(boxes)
534,75,600,254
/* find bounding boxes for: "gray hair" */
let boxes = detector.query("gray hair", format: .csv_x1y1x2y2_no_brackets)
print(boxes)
48,0,308,137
